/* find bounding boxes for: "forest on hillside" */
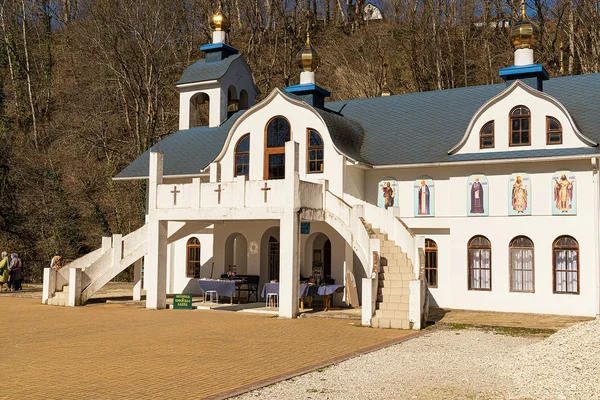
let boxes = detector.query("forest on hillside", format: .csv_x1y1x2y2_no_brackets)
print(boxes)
0,0,598,281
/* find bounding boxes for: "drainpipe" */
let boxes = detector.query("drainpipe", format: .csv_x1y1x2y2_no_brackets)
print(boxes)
593,157,600,318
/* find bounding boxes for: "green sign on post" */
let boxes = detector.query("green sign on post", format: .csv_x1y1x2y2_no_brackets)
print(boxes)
173,294,193,309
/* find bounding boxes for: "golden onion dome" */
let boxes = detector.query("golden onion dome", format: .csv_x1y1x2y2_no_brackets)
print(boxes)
510,2,539,50
296,32,320,72
210,2,231,32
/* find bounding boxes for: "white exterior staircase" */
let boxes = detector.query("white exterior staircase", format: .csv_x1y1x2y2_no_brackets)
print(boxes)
43,225,148,306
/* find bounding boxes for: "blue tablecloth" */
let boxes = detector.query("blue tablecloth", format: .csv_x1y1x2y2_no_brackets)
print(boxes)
260,283,339,298
198,280,236,297
316,285,344,296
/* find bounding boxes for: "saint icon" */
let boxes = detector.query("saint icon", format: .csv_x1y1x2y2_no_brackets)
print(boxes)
511,175,528,213
470,177,485,214
382,181,395,209
418,180,430,215
554,174,573,213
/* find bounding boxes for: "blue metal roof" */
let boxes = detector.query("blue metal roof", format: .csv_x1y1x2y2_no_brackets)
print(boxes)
114,111,245,179
176,54,241,85
115,73,600,179
325,72,600,166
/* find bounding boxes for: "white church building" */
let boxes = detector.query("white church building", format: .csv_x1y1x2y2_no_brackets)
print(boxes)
42,4,600,329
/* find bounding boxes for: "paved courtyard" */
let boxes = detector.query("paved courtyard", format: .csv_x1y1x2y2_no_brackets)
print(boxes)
1,297,416,399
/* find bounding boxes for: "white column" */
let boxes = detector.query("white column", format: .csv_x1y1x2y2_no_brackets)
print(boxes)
300,71,316,85
279,141,301,318
514,48,534,66
68,268,82,307
146,151,168,309
212,31,226,44
133,258,142,301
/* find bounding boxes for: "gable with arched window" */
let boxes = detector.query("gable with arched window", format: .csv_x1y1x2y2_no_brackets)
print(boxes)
479,121,494,149
510,106,531,146
468,235,491,290
235,134,250,177
186,237,201,278
509,236,534,292
546,116,562,145
553,236,579,294
307,129,324,173
264,116,291,180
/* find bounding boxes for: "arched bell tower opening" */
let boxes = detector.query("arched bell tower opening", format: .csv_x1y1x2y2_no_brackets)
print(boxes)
239,89,249,110
227,85,239,116
189,92,210,128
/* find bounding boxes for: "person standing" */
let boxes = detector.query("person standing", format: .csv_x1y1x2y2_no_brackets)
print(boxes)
8,253,23,291
50,252,63,270
0,252,9,292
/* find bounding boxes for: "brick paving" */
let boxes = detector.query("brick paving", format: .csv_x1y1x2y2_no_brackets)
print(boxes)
1,297,417,400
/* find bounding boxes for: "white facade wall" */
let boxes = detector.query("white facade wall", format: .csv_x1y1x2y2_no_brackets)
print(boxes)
358,160,597,316
167,229,214,295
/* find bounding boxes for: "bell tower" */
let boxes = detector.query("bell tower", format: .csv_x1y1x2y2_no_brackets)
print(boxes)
176,2,258,129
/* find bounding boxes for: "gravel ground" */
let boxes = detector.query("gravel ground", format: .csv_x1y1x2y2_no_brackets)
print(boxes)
234,319,600,400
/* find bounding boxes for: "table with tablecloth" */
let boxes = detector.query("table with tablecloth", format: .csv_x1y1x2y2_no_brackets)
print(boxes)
260,283,343,310
197,280,236,303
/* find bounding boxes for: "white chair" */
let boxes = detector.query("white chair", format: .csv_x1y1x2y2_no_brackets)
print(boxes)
266,293,278,308
205,290,219,304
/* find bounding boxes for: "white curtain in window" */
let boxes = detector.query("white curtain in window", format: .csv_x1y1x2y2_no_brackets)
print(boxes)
555,249,578,292
470,249,490,289
511,249,533,291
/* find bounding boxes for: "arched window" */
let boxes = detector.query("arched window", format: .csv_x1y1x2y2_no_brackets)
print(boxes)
479,121,494,149
510,106,531,146
186,237,201,278
547,117,562,145
307,129,324,173
425,239,438,288
553,236,579,294
468,236,491,290
235,134,250,178
264,117,291,180
510,236,534,292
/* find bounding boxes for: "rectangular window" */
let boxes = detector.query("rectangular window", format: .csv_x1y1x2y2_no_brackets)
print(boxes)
268,153,285,180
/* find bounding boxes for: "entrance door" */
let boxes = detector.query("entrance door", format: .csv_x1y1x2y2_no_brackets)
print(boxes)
323,240,332,281
268,236,280,281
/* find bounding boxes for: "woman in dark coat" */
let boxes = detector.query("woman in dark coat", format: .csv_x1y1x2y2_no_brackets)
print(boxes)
8,253,23,291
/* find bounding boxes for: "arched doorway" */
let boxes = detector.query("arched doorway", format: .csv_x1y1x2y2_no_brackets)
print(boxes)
268,237,280,281
260,227,280,282
323,239,332,281
224,233,248,275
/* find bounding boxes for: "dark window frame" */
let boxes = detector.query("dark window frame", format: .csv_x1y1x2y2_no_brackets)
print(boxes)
307,129,324,174
509,236,535,293
425,238,438,288
234,134,250,178
264,116,291,180
546,116,563,145
468,235,492,291
479,121,495,149
509,106,531,147
553,235,580,295
186,237,201,278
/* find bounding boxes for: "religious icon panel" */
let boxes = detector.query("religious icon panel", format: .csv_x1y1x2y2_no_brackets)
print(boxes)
552,170,576,215
378,179,398,209
467,175,488,216
508,173,531,215
414,177,435,217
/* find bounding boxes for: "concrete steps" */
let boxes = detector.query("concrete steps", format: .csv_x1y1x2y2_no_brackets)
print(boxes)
48,286,69,306
364,225,414,330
